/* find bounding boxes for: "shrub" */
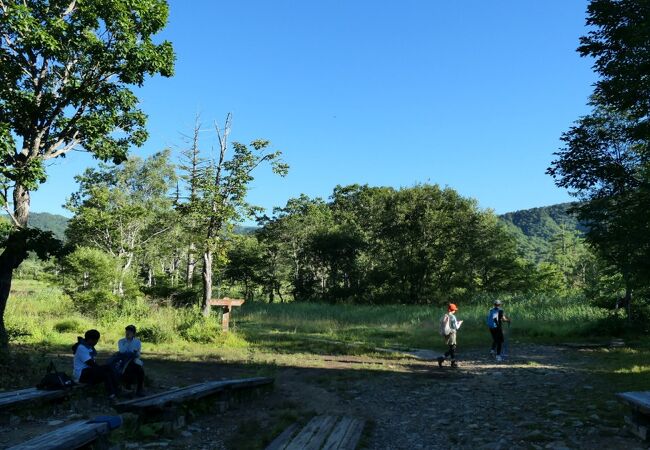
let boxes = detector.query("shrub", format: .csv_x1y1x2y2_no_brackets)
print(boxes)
53,319,86,334
71,289,120,318
177,314,221,343
62,247,119,293
138,324,173,344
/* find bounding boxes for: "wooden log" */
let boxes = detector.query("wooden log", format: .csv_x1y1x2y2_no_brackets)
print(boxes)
222,306,231,331
7,421,109,450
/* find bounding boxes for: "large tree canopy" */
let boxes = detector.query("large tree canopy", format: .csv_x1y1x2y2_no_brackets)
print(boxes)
0,0,175,346
549,0,650,318
578,0,650,134
0,0,174,223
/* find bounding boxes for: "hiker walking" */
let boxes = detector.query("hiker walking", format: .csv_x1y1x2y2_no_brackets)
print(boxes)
437,303,463,368
487,300,510,362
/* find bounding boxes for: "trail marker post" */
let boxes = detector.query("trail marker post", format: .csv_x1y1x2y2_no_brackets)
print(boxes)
208,298,245,331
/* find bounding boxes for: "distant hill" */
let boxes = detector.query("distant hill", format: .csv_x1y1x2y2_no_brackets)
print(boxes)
3,213,256,242
499,202,586,263
6,206,578,261
1,212,69,241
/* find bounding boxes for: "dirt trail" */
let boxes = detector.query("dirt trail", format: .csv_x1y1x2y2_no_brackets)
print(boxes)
0,344,646,449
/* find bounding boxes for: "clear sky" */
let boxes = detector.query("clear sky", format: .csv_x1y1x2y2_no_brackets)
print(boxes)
32,0,595,218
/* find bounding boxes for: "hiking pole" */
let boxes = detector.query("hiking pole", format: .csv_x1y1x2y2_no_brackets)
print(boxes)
502,321,510,360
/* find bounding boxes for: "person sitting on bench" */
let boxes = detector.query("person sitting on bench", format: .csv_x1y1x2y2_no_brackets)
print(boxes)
72,329,119,401
117,324,146,397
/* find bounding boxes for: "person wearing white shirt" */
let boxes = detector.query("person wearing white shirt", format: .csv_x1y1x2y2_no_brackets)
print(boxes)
117,324,146,396
72,329,119,400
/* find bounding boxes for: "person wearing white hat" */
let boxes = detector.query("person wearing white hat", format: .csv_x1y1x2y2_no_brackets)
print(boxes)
486,300,510,361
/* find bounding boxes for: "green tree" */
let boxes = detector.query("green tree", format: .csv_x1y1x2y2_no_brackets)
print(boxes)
578,0,650,136
0,0,174,345
548,0,650,319
66,150,177,294
181,115,288,315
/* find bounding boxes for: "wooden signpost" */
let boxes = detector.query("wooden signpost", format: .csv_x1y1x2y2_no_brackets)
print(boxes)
207,297,245,331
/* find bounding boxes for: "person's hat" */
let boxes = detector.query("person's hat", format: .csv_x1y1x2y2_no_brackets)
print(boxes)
494,300,502,306
448,303,458,312
125,324,137,333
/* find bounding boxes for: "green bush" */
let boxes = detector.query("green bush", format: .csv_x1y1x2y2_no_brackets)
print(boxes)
53,319,86,334
177,314,221,343
72,289,120,318
138,324,174,344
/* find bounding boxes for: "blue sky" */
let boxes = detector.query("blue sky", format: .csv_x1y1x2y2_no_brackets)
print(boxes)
33,0,595,217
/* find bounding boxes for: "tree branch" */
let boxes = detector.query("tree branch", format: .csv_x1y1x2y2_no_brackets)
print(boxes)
62,0,76,17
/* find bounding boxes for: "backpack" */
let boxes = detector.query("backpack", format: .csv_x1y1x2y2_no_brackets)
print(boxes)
36,362,75,390
439,314,451,336
486,307,500,329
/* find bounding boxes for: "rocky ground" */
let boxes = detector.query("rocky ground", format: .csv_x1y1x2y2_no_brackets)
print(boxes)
1,344,648,449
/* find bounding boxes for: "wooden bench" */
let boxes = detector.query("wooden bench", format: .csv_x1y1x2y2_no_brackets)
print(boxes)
266,415,365,450
114,376,273,413
617,391,650,441
0,387,71,412
7,416,121,450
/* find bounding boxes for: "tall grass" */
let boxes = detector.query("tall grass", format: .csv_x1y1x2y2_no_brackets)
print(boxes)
238,294,612,350
6,279,616,357
5,280,248,354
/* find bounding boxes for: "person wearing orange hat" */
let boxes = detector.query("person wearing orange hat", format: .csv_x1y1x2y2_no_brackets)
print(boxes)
437,303,463,368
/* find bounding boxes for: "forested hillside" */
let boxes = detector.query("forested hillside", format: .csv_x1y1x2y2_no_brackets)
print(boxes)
499,203,586,263
14,204,586,265
2,213,69,241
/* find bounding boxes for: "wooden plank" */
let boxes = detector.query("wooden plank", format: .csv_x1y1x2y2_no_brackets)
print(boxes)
265,423,300,450
617,392,650,415
116,377,273,412
285,416,335,450
323,417,354,450
208,298,245,306
116,382,206,408
0,388,67,409
7,421,109,450
337,418,364,450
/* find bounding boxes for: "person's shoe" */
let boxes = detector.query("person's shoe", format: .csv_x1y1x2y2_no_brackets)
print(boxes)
490,349,496,357
495,355,503,362
437,356,445,367
451,360,458,368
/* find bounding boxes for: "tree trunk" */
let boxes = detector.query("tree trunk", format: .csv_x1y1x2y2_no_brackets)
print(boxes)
202,250,213,316
0,185,31,347
186,243,196,287
0,263,16,347
625,284,632,323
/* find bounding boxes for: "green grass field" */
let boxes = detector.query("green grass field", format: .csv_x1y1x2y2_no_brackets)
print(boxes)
3,278,650,444
5,279,617,353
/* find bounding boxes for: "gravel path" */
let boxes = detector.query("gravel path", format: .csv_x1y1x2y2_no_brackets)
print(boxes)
1,344,648,449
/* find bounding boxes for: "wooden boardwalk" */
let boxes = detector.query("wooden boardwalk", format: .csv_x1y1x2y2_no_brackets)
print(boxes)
267,415,365,450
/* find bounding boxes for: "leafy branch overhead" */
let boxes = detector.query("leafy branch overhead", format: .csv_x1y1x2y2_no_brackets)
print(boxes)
0,0,175,210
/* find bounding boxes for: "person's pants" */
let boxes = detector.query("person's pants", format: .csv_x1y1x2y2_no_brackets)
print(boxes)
122,362,145,393
444,331,457,361
444,344,456,360
79,365,119,396
490,328,504,355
